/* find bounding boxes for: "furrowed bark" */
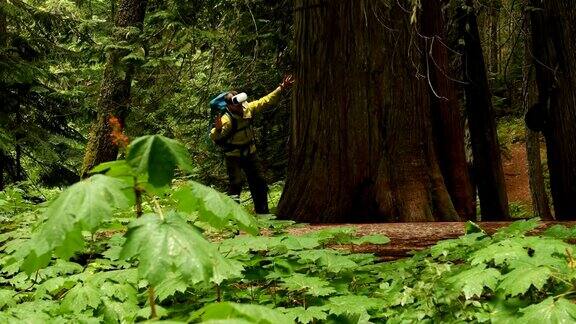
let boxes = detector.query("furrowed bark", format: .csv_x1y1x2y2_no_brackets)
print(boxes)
278,0,458,223
529,1,576,220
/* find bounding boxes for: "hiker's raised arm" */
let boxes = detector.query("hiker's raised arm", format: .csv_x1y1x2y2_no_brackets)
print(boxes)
247,74,294,114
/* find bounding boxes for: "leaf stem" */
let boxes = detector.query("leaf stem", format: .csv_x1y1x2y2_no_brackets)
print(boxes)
134,179,143,218
148,286,158,319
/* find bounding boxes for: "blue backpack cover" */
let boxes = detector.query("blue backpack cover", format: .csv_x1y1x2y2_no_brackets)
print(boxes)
207,92,229,147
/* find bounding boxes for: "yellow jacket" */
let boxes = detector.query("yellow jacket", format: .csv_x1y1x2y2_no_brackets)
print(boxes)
210,87,282,156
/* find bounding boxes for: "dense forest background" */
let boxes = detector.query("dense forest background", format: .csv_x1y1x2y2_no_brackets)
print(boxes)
3,1,576,323
1,0,293,190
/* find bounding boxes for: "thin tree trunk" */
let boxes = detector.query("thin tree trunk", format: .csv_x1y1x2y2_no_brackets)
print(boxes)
278,0,459,223
522,3,553,220
529,1,576,220
489,0,500,74
457,1,510,221
81,0,147,176
422,0,476,220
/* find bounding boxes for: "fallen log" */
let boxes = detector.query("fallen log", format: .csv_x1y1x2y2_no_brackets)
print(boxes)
289,221,576,260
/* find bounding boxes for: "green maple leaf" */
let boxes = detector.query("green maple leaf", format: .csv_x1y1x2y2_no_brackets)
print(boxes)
521,237,573,260
448,265,501,299
0,289,16,308
326,295,382,315
174,181,258,235
196,302,292,324
519,297,576,323
280,306,328,324
61,282,102,313
498,266,552,296
219,236,281,256
297,250,358,273
494,218,540,239
470,239,528,266
102,298,140,323
126,135,194,187
120,212,237,286
100,282,138,303
20,175,132,273
154,273,189,301
281,273,337,296
542,225,576,240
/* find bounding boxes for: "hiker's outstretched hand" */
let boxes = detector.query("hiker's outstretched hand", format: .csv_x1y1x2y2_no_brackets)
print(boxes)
215,113,223,130
280,74,294,90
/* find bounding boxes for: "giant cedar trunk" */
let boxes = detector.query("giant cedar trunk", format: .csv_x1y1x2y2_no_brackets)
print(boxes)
421,0,475,220
81,0,147,176
529,1,576,220
457,2,510,220
278,0,459,223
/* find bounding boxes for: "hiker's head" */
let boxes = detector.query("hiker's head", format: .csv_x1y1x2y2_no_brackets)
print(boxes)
226,91,249,116
225,91,243,115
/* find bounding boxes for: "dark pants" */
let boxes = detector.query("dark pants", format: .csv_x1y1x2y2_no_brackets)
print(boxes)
225,153,269,214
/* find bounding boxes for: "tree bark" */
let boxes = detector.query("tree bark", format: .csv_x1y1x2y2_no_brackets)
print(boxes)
81,0,147,176
421,0,476,221
529,1,576,220
278,0,459,223
457,1,510,221
522,3,553,221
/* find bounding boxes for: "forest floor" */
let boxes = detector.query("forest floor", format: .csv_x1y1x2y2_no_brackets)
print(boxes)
286,142,548,259
503,142,532,210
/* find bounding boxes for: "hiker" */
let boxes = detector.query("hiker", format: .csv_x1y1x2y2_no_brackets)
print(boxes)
210,75,294,214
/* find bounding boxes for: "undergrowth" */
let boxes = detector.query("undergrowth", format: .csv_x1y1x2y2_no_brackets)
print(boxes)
2,135,576,323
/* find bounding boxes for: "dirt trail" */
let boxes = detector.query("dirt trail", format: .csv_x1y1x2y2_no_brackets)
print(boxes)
502,143,532,209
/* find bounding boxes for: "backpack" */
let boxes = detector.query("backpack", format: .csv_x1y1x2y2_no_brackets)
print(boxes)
208,92,238,149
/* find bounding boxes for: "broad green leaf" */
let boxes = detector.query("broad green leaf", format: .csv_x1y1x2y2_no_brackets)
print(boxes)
102,298,140,323
542,225,576,240
90,160,135,183
498,266,551,296
470,239,528,266
197,302,292,324
326,295,383,315
280,235,322,250
120,212,236,285
219,235,282,256
518,297,576,324
447,265,501,299
494,218,540,239
174,181,258,235
281,273,337,297
61,282,102,313
155,273,189,301
126,135,193,187
20,175,132,273
297,250,358,273
100,282,138,303
280,306,328,324
0,289,16,308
